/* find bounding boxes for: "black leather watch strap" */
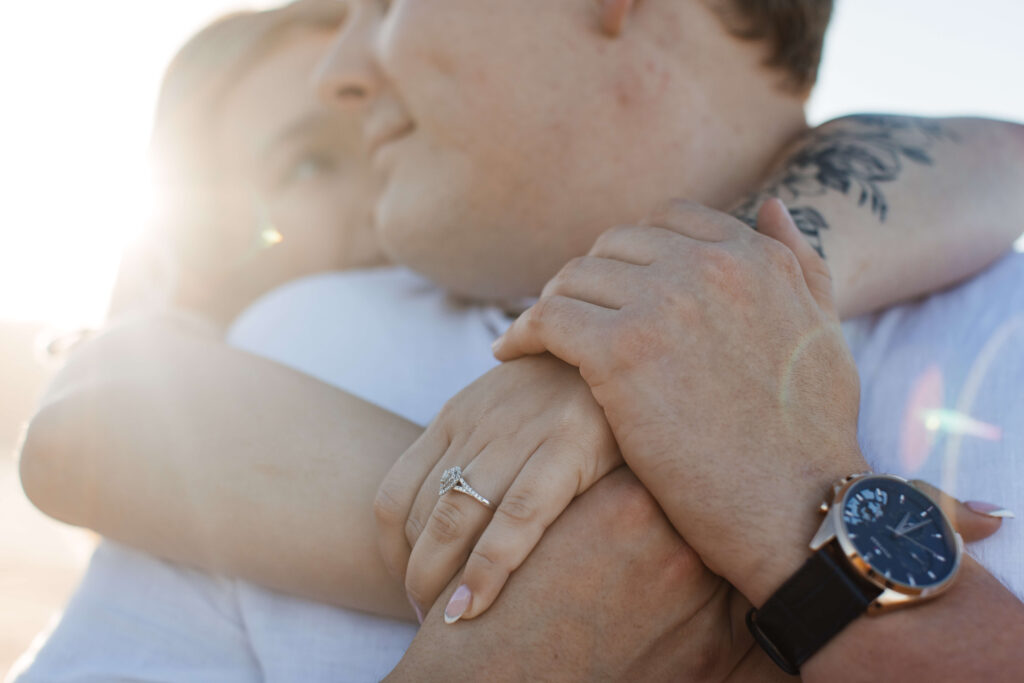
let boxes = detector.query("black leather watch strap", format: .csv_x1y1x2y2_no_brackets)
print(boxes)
747,544,883,675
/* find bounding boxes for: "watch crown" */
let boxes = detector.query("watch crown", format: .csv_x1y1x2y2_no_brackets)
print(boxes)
819,501,830,514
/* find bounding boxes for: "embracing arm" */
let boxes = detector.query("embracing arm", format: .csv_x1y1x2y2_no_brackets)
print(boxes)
17,115,1022,623
19,311,420,621
494,198,1024,681
733,115,1024,318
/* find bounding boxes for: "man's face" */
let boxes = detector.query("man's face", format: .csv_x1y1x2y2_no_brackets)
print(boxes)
319,0,788,299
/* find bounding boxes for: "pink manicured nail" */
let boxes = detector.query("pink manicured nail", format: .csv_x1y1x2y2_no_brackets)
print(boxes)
407,595,424,625
965,501,1015,519
444,585,472,624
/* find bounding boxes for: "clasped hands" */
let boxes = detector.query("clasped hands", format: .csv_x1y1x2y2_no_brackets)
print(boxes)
376,199,1001,637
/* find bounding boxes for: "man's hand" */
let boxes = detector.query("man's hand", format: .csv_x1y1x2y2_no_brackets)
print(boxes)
386,467,789,683
493,199,869,602
375,354,622,622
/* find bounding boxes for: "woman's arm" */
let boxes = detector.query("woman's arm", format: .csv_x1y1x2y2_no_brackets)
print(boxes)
20,311,422,621
19,116,1023,617
733,115,1024,318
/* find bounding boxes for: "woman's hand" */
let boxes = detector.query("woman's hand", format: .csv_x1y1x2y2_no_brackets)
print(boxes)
374,354,622,622
387,467,770,683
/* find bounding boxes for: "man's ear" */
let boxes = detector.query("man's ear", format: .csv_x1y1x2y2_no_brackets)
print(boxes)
600,0,637,37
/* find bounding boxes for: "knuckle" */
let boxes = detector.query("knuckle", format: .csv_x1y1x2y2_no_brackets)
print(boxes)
404,513,425,546
425,497,467,545
467,544,510,578
761,237,802,278
653,284,701,322
545,257,585,296
699,244,745,282
592,226,629,253
527,295,554,329
434,396,462,426
373,483,406,529
562,255,588,279
647,198,698,226
605,313,672,371
496,490,540,526
696,246,755,303
403,580,429,613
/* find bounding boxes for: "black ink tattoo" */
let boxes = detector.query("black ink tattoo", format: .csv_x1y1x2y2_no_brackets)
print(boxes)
733,116,958,258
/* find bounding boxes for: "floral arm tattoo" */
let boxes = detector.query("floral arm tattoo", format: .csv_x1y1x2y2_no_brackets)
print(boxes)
732,115,958,258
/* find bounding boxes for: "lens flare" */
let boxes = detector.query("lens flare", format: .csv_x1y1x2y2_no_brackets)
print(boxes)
921,409,1002,441
939,315,1024,493
259,227,284,247
900,365,943,473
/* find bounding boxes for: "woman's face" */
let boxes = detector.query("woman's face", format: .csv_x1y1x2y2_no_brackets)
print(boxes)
213,26,386,304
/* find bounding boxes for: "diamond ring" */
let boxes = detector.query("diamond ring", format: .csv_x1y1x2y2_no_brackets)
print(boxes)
439,466,495,510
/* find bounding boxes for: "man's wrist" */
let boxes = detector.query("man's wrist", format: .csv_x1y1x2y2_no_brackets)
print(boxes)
733,446,869,606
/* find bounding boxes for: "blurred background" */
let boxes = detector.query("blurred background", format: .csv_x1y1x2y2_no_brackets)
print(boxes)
1,0,1022,675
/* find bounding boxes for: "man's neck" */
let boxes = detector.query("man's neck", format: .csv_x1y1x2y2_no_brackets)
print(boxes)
709,112,810,215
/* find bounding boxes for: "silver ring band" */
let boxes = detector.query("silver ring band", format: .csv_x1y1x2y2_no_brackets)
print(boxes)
439,466,495,509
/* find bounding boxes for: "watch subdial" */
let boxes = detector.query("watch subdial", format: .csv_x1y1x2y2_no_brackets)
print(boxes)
842,486,889,526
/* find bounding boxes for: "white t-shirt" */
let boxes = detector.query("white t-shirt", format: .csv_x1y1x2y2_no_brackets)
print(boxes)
12,257,1024,682
11,268,507,683
226,268,511,682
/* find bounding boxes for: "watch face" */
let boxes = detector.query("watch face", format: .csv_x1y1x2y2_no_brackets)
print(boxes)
839,477,959,590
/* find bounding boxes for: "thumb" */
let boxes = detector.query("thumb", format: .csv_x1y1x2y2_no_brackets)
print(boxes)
755,199,838,319
910,479,1012,544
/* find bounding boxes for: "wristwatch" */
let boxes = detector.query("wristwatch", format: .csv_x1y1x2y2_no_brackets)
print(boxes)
746,473,963,675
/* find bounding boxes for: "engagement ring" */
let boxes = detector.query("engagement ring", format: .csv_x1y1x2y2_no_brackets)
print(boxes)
439,466,495,509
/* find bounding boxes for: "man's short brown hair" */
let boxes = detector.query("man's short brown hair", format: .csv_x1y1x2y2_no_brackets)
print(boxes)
707,0,834,93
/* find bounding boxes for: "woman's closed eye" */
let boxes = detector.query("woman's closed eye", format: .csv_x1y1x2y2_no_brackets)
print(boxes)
277,151,339,188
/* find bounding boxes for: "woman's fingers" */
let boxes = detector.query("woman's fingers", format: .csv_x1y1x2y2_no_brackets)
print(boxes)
403,484,495,615
402,442,528,614
910,479,1011,543
444,440,595,623
375,424,452,581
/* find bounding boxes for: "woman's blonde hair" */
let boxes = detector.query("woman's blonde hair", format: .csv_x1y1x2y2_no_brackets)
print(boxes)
108,0,347,321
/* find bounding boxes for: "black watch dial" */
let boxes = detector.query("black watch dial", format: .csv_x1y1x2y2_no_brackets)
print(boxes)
839,477,958,589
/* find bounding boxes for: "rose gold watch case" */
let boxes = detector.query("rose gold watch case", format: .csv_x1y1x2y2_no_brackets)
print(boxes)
809,472,964,614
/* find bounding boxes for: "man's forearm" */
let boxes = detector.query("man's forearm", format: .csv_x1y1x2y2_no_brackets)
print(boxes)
20,314,421,620
732,115,1024,318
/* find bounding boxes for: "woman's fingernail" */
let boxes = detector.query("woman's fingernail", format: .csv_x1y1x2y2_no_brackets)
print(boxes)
407,595,424,625
444,585,472,625
491,336,504,353
965,501,1016,519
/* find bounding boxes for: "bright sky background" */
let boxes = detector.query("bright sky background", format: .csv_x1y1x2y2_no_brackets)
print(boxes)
1,0,1022,327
